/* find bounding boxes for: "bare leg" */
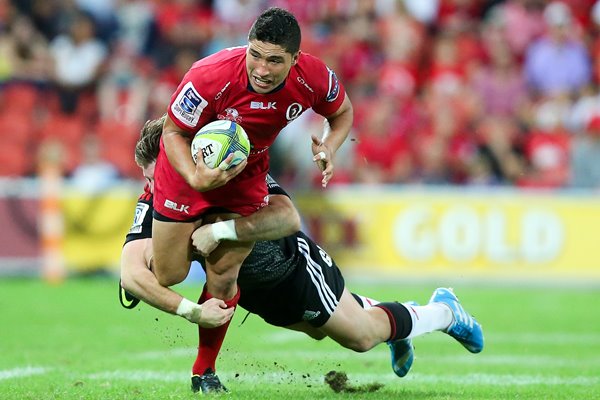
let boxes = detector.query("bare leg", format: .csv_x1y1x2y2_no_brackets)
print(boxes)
152,219,199,286
317,289,391,352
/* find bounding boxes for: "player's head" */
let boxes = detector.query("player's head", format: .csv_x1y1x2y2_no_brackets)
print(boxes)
246,7,301,94
135,114,165,193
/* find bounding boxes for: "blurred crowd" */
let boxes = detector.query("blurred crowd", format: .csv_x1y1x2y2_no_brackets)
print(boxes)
3,0,600,190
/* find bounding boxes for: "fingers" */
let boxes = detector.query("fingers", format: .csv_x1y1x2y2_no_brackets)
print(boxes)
311,134,322,146
313,151,326,162
321,167,333,187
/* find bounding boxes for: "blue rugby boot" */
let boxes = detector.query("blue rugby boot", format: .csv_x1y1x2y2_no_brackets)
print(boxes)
428,288,484,353
387,301,418,377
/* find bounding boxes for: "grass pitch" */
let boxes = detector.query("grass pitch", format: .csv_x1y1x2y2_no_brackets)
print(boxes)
1,278,599,399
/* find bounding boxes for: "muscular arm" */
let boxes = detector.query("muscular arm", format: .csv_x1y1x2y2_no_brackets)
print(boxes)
234,194,301,241
120,238,234,327
312,94,353,187
121,238,183,315
322,94,353,154
191,194,301,256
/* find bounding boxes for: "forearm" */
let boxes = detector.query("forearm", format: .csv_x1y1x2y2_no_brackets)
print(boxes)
195,195,301,254
163,130,196,185
120,240,203,322
121,265,183,315
233,196,301,241
322,95,353,153
161,115,198,185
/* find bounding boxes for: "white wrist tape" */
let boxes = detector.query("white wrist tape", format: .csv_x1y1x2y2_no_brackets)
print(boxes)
211,220,238,241
176,298,202,323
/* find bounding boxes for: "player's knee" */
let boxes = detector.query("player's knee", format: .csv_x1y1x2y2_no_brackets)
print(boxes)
155,270,186,287
340,336,376,353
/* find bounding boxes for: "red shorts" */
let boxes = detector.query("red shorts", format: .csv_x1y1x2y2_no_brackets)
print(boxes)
153,147,269,222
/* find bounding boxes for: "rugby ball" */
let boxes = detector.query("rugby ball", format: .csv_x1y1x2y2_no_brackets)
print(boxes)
191,120,250,170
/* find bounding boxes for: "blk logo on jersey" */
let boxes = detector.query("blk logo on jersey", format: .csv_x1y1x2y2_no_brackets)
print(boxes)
326,67,340,102
164,199,190,214
171,82,208,127
250,101,277,110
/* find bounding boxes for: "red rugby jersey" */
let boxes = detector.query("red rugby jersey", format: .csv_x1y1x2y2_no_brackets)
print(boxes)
167,46,346,161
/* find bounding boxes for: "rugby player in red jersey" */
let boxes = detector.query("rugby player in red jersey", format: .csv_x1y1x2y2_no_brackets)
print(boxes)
151,7,354,386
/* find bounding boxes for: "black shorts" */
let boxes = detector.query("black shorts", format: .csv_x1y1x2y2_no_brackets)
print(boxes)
238,234,345,328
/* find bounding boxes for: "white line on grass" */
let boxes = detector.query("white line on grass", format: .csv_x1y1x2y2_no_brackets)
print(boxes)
0,366,49,380
263,331,600,345
131,347,600,368
83,369,600,387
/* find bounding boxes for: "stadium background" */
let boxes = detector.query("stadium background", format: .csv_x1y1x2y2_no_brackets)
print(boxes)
1,0,600,284
2,2,600,399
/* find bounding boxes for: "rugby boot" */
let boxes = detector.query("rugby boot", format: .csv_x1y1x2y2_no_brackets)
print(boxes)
428,288,484,353
191,368,228,394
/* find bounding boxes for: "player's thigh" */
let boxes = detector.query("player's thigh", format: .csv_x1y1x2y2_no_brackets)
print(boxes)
285,322,327,340
151,219,198,286
319,289,389,351
205,238,254,298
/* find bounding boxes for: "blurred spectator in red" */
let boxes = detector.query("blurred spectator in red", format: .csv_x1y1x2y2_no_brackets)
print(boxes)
523,1,592,97
519,95,572,188
570,114,600,188
471,35,529,117
49,11,108,114
376,0,425,77
152,0,213,67
486,0,546,59
353,96,414,184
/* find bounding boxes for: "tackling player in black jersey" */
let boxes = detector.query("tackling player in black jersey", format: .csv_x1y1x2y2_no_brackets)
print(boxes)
120,116,484,394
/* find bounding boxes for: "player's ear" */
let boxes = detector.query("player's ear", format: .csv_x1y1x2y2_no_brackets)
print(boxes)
291,53,299,66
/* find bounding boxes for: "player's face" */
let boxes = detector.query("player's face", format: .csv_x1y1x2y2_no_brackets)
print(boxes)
246,40,298,94
142,161,156,194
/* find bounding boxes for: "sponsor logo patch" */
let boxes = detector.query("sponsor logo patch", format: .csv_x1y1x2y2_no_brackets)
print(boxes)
171,82,208,127
326,67,340,102
286,103,303,122
129,203,149,234
302,310,321,321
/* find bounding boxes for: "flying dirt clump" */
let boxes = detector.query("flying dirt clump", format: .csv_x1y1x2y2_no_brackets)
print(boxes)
324,370,384,393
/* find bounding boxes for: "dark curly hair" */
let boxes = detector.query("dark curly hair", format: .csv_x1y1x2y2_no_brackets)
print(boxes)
248,7,301,55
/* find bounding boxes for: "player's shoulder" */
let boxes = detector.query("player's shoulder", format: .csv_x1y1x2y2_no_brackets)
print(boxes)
294,52,330,78
138,184,153,203
294,52,341,102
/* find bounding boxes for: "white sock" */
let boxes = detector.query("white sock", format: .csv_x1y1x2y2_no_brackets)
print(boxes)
354,294,380,309
404,303,453,339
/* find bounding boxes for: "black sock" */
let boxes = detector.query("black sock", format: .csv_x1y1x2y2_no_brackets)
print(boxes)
375,302,413,341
